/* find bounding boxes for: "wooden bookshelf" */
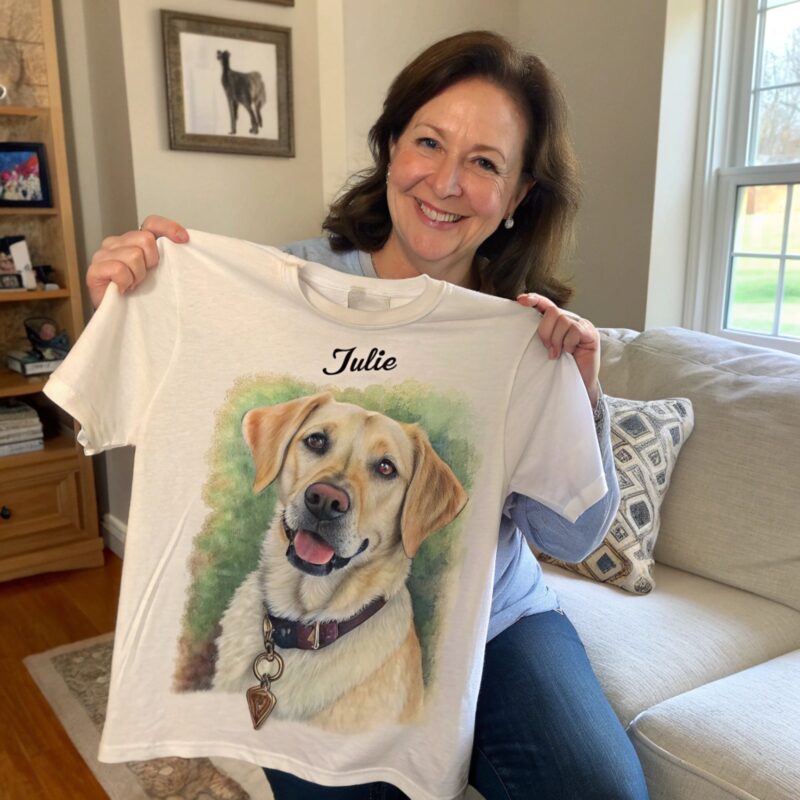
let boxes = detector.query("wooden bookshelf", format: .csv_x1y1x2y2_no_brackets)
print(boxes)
0,0,102,582
0,368,50,398
0,208,59,217
0,105,50,118
0,289,70,302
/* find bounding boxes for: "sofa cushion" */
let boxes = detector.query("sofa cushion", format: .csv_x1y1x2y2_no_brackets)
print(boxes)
629,650,800,800
542,562,800,727
538,395,693,594
598,327,800,611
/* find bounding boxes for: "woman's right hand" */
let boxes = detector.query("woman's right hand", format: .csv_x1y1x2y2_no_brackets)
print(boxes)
86,215,189,309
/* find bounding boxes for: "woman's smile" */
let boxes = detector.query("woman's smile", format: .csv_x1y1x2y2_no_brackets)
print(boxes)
414,199,464,225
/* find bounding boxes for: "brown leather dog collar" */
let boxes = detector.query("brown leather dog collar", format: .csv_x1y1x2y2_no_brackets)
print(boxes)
265,596,387,651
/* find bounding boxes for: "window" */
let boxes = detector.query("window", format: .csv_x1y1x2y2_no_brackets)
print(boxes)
689,0,800,354
725,183,799,339
749,0,800,166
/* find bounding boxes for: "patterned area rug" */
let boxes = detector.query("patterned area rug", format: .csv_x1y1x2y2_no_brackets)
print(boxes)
24,633,272,800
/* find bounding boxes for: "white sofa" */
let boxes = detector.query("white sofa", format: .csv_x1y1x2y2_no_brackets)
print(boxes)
542,327,800,800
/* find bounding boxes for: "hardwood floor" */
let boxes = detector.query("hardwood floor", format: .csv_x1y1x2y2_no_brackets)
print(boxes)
0,550,122,800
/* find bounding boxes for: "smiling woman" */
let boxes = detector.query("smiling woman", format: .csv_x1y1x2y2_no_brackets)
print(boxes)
378,79,534,288
322,30,581,305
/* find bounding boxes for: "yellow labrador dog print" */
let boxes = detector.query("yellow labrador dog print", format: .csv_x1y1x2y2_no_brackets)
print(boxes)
174,377,475,734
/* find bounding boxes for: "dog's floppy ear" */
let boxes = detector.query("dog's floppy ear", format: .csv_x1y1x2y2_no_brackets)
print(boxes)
242,392,333,493
400,425,468,558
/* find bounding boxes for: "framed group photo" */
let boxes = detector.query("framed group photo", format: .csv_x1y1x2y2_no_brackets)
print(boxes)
0,143,52,208
161,11,294,157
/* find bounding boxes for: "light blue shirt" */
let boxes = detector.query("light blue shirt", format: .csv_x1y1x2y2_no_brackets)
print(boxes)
282,237,620,641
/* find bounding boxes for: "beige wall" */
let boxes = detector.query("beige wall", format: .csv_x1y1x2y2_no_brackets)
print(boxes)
517,0,705,329
518,0,668,329
56,0,139,531
55,0,136,313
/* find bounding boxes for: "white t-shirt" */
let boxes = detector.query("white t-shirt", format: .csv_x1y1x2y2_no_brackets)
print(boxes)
45,230,606,800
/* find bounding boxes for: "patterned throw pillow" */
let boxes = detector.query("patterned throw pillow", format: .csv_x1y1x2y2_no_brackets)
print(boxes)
538,396,694,594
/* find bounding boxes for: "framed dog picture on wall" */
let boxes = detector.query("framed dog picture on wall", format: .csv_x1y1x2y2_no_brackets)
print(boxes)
161,11,294,157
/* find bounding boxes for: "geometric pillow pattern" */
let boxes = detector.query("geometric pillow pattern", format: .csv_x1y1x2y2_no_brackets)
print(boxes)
538,396,694,594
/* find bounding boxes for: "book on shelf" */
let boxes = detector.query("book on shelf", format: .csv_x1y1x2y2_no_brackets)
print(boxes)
6,349,64,376
0,423,43,444
0,438,44,457
0,398,43,433
0,400,46,456
0,397,41,422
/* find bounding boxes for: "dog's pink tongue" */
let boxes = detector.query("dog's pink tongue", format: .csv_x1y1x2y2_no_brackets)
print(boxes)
294,530,335,565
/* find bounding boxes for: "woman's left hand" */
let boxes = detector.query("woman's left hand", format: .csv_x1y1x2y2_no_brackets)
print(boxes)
516,293,601,407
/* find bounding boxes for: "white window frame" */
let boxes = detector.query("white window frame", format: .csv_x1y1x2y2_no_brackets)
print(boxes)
685,0,800,355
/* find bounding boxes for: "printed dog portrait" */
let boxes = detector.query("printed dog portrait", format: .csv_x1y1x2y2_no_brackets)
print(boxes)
211,392,468,732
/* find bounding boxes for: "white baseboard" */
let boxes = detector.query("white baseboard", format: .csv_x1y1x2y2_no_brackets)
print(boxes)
101,513,127,559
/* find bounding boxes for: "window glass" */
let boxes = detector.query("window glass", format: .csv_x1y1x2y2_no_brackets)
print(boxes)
786,184,800,251
751,1,800,164
762,2,800,85
766,0,798,12
780,261,800,336
733,184,787,252
726,256,780,334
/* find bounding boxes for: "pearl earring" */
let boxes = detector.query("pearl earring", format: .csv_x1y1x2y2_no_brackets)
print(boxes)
504,216,514,230
386,166,391,185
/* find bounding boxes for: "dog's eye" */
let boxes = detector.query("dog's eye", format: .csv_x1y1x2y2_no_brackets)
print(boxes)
304,432,328,452
376,458,397,478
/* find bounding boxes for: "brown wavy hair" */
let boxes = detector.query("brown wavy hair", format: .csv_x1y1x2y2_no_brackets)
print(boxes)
323,30,580,304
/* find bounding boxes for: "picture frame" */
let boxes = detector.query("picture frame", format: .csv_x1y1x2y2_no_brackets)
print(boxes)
0,273,23,290
162,11,294,157
0,143,52,208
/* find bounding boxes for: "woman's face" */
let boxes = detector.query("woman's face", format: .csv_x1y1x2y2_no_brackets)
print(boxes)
383,78,533,284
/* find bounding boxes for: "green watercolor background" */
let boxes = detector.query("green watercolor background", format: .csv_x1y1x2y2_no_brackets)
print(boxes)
174,375,478,690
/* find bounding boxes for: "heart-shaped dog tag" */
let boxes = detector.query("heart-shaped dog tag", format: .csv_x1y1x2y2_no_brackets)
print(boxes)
247,684,277,729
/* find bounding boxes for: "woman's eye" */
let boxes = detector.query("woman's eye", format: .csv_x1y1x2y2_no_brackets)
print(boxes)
304,433,327,452
475,157,498,173
417,137,438,150
376,458,397,478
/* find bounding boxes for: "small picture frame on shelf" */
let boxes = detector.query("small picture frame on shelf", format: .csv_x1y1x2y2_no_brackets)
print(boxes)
0,235,31,286
161,11,294,157
0,272,23,290
0,143,52,208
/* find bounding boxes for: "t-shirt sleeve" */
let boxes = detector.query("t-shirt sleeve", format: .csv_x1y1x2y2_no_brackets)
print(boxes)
504,334,607,523
44,245,178,455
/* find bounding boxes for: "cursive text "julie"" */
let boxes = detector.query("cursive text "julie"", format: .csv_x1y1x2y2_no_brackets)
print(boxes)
323,347,397,376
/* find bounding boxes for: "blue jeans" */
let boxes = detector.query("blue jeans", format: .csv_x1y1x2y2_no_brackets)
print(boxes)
264,609,649,799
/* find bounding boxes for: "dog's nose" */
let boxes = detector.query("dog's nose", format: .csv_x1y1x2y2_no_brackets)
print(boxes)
305,483,350,519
